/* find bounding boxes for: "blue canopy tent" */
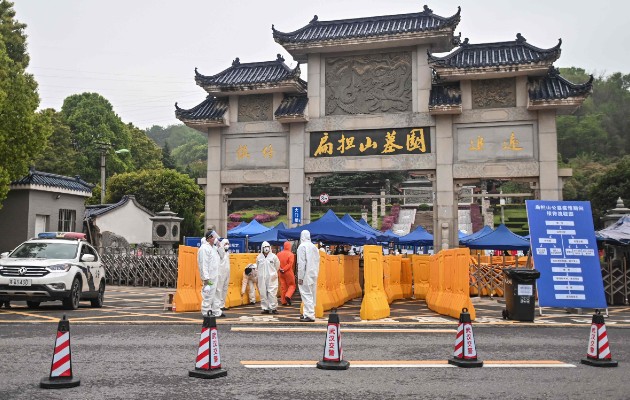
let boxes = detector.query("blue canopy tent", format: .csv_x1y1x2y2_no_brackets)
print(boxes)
397,225,434,246
357,218,401,243
597,215,630,245
341,214,395,242
248,222,288,246
227,219,271,239
464,224,531,251
459,226,493,245
458,230,468,239
227,221,247,234
279,209,376,245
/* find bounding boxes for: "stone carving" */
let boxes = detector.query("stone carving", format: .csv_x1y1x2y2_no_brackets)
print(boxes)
238,94,273,122
471,78,516,109
325,52,412,115
452,161,539,179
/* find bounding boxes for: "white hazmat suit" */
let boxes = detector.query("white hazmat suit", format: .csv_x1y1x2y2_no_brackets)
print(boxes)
197,236,222,317
215,238,231,310
297,230,320,321
256,241,280,313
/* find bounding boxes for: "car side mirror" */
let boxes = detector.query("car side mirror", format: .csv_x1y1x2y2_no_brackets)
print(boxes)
0,252,8,258
81,254,96,262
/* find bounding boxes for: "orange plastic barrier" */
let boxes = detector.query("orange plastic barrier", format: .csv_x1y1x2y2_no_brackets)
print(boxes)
389,255,404,302
226,253,258,307
401,257,412,299
335,255,350,304
174,245,201,312
360,245,390,320
382,256,393,304
425,248,476,320
411,255,431,299
329,254,343,308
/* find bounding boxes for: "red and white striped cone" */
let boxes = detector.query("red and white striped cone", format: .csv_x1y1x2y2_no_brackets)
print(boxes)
316,310,350,370
581,310,618,367
189,312,228,379
40,315,81,389
448,308,483,368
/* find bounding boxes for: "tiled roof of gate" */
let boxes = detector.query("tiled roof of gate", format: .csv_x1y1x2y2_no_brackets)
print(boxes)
194,55,306,91
529,67,594,101
12,168,93,193
85,195,154,219
429,83,461,106
274,94,309,118
175,96,228,121
428,33,561,69
272,5,461,44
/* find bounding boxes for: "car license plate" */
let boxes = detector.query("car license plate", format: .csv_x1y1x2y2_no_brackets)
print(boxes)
9,278,31,286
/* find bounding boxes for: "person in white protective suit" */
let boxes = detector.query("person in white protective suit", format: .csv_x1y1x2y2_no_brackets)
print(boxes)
197,230,223,317
256,241,280,314
215,238,231,311
241,263,258,304
297,230,320,322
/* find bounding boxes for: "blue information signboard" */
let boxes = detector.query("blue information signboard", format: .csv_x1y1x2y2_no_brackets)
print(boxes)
229,238,246,254
184,237,202,247
525,200,606,308
292,206,302,224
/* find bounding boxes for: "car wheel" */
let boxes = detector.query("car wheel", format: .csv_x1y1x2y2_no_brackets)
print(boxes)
26,301,40,309
63,277,81,310
91,281,105,308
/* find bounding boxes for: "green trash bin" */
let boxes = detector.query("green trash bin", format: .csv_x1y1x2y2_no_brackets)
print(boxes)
502,268,540,322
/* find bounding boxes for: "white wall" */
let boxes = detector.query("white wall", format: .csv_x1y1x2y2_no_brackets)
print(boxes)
96,202,153,244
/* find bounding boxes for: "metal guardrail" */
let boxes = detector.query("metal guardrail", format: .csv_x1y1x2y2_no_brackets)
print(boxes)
602,257,629,305
99,247,178,288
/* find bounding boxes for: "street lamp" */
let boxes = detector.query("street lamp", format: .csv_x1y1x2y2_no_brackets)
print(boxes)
97,142,129,204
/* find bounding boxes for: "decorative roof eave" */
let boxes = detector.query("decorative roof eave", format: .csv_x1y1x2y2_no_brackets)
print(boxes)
10,184,93,198
429,104,462,115
275,114,309,124
86,195,154,220
273,6,461,61
527,97,590,115
432,63,551,81
198,80,306,96
178,118,229,130
279,29,457,62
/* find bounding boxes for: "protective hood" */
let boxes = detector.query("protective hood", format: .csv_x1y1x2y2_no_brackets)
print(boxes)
261,241,271,252
300,230,311,244
220,238,230,247
283,241,292,251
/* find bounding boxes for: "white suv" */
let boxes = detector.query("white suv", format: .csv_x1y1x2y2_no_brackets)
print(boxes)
0,233,105,309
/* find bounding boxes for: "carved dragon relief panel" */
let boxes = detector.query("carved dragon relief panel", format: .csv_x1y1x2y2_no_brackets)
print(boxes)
471,78,516,109
325,52,412,116
238,94,273,122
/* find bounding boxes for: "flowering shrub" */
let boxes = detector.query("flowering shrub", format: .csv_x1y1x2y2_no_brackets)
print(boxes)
228,213,242,222
381,216,395,231
254,211,279,223
227,221,241,230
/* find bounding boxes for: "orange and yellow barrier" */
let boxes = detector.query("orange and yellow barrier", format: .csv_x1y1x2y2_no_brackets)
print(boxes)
425,248,475,320
360,245,390,320
400,257,413,299
173,245,202,312
411,255,431,299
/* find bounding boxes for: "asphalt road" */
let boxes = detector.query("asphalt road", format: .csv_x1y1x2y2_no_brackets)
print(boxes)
1,323,629,399
1,286,629,399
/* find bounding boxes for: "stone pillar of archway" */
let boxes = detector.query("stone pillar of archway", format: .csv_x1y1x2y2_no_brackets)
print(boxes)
434,115,457,250
205,127,222,235
538,110,561,200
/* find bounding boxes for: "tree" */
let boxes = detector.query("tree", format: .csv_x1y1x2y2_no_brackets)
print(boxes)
0,1,52,206
587,156,630,228
126,123,163,171
161,142,176,170
32,109,78,176
106,169,204,237
61,92,133,184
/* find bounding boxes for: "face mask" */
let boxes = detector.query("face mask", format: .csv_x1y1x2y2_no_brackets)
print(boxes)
224,245,230,251
263,247,269,254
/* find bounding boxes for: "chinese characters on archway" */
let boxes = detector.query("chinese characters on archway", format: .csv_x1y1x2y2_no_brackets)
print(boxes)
236,144,275,160
468,132,524,151
310,127,431,157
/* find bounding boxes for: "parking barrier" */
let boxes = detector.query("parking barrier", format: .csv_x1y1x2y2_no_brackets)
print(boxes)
174,245,201,312
401,257,413,299
360,245,390,320
411,255,431,299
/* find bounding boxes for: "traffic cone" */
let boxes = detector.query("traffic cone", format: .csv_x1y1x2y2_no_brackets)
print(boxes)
316,310,350,370
40,315,81,389
581,310,618,367
189,312,228,379
448,308,483,368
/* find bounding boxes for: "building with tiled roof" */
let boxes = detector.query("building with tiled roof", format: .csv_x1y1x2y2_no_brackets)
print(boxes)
176,5,591,249
0,168,93,252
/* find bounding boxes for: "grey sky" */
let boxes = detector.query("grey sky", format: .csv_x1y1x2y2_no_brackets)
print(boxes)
12,0,629,129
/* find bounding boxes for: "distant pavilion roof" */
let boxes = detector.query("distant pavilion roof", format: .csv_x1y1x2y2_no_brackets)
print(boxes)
175,96,229,128
429,83,461,115
428,33,561,80
11,168,93,196
528,67,593,114
274,94,309,122
194,54,306,95
273,5,461,61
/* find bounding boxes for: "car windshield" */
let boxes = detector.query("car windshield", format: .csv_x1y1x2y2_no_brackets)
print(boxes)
10,242,78,259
